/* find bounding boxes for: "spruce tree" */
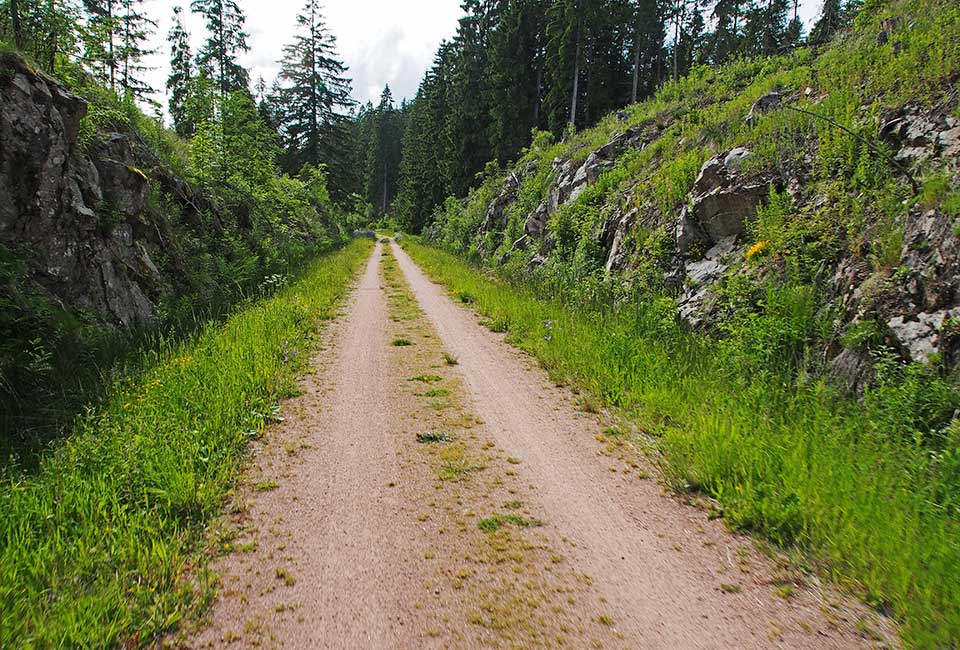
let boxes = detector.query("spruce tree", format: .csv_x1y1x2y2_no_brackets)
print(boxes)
544,0,583,133
82,0,154,98
273,0,355,198
116,0,156,101
365,86,403,214
488,0,550,161
191,0,250,97
629,0,667,103
167,5,194,136
809,0,842,44
82,0,119,90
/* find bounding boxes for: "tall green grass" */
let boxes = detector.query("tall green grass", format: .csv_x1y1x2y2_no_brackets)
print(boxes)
0,240,372,647
402,239,960,649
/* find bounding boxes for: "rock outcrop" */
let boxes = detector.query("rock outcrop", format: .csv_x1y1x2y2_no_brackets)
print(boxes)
675,147,773,255
0,55,188,326
467,94,960,382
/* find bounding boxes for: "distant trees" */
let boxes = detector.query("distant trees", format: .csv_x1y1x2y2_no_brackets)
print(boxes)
394,0,670,230
0,0,867,229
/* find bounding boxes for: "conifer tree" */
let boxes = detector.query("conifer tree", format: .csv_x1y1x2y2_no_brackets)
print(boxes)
116,0,156,100
365,86,403,214
167,5,194,136
82,0,119,90
190,0,249,97
544,0,583,133
487,0,550,161
273,0,354,198
809,0,842,44
629,0,667,103
83,0,154,98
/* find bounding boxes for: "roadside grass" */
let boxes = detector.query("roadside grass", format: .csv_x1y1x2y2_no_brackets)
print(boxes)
0,240,372,648
401,239,960,648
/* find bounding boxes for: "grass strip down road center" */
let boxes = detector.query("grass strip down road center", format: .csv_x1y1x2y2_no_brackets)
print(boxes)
0,239,373,648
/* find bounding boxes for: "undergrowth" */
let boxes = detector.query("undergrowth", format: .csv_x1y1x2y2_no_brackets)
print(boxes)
0,240,372,647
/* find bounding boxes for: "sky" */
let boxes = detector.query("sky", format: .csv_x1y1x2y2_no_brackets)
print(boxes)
142,0,824,115
142,0,466,111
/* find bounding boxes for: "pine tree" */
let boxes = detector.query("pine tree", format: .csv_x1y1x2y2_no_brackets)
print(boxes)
2,0,79,71
809,0,842,44
273,0,355,198
629,0,667,104
395,42,456,231
544,0,583,133
365,86,403,214
116,0,156,101
82,0,119,90
441,0,500,195
8,0,23,48
488,0,549,162
167,5,193,136
191,0,250,97
783,0,803,49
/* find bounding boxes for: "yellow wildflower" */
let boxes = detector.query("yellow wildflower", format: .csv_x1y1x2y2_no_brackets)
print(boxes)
746,240,771,264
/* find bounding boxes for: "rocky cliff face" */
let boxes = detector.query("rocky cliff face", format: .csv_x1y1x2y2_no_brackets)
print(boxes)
467,91,960,374
0,55,200,326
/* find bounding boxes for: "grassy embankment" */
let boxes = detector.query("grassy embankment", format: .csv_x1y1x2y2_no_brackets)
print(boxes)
0,240,372,647
402,239,959,648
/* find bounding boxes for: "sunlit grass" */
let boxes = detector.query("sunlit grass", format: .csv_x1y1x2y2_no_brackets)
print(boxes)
0,240,372,647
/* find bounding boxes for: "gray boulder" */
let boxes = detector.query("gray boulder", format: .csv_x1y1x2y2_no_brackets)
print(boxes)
675,148,770,254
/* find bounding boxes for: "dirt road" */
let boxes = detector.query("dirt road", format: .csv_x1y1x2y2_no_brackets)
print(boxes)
185,241,894,650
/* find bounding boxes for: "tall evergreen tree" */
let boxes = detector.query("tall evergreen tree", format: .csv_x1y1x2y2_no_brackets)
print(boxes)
440,0,500,195
191,0,249,97
809,0,842,44
167,5,194,136
705,0,745,63
365,86,403,214
116,0,156,100
742,0,790,55
488,0,549,161
629,0,667,104
82,0,119,90
395,42,456,231
544,0,583,133
273,0,355,198
82,0,154,98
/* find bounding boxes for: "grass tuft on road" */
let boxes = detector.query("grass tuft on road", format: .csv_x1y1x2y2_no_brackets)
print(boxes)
400,238,960,648
0,240,372,648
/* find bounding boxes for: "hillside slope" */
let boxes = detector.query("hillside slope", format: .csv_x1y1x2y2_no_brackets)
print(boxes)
430,0,959,379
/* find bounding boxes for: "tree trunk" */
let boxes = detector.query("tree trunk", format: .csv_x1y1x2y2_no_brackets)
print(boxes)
10,0,22,48
533,64,542,126
569,1,582,128
46,0,57,71
108,0,115,92
672,0,683,81
631,26,641,104
382,164,388,213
